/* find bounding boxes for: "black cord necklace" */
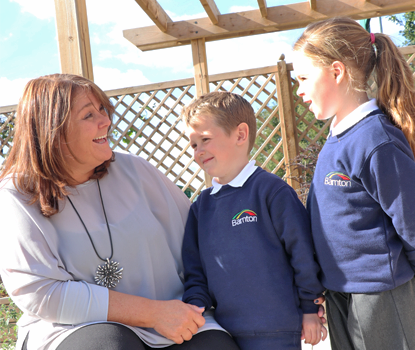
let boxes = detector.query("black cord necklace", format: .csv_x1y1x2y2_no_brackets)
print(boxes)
67,179,123,288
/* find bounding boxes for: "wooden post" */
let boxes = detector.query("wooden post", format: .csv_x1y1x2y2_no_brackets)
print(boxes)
54,0,94,81
276,58,300,192
191,37,212,187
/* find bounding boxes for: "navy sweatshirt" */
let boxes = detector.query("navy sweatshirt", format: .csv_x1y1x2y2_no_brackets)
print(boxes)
182,167,323,338
308,110,415,293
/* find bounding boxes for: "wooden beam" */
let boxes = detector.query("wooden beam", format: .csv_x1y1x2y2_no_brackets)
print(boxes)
309,0,317,11
257,0,268,18
134,0,172,32
200,0,220,25
123,0,415,51
54,0,93,81
276,59,300,191
191,38,210,98
191,37,212,187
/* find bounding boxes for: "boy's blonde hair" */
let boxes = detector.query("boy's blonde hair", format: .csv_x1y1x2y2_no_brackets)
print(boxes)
182,91,257,153
294,16,415,156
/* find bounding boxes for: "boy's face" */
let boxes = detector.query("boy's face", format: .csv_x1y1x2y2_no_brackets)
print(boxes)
187,115,245,184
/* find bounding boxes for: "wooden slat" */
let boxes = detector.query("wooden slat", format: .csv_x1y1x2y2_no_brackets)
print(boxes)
134,0,172,32
105,65,281,98
0,105,17,113
399,45,415,55
54,0,94,80
276,59,300,190
257,0,268,18
200,0,220,25
123,0,415,51
191,37,212,187
309,0,317,11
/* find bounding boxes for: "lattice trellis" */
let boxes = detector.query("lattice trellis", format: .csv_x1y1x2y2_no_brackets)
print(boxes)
106,66,286,201
1,45,415,200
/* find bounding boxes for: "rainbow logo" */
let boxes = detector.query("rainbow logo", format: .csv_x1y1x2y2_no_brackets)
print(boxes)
232,209,258,226
232,209,257,220
326,172,350,181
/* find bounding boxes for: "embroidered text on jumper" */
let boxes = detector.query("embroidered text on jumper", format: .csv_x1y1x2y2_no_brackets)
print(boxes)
324,172,351,187
232,209,258,226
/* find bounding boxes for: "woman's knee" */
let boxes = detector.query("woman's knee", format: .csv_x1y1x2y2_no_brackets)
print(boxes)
56,323,146,350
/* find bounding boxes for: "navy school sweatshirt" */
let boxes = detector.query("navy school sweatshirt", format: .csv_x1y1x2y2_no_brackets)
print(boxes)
308,110,415,293
182,167,324,338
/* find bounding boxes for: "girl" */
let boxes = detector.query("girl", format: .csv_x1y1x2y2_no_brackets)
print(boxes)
293,17,415,350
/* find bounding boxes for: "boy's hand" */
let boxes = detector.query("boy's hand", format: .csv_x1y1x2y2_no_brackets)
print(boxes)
301,313,328,345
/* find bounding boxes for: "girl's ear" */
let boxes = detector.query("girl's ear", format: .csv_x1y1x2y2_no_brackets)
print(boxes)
332,61,346,84
236,122,249,146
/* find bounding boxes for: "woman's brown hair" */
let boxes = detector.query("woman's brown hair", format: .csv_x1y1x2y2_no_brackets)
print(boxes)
294,17,415,155
0,74,115,217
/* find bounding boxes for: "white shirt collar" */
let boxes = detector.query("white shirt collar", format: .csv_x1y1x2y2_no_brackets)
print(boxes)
331,98,378,136
210,160,257,195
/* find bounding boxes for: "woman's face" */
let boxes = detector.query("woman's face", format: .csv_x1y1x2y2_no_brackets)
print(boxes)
62,90,112,184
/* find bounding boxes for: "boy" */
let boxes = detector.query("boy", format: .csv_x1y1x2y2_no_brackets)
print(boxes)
181,92,326,350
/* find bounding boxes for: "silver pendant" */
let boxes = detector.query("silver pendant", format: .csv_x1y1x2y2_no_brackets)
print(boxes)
95,258,123,288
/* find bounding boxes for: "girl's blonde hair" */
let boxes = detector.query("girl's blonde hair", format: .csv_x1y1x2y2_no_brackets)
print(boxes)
294,17,415,155
0,74,115,217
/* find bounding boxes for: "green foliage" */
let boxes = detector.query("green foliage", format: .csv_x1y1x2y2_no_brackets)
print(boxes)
177,185,194,199
0,116,14,157
0,278,22,349
285,144,322,205
388,12,415,46
112,106,152,146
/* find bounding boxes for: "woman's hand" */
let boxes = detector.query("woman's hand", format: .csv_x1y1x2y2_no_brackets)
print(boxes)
152,300,205,343
107,290,205,344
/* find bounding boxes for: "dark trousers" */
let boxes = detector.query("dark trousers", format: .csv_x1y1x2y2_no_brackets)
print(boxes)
326,278,415,350
36,324,239,350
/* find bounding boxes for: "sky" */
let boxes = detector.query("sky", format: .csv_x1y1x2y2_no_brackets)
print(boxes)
0,0,407,107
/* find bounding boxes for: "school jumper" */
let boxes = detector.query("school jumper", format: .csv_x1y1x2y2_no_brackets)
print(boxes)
308,99,415,350
183,163,324,350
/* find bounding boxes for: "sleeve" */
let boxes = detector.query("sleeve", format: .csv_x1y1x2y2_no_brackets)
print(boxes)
360,142,415,267
182,201,213,309
0,188,109,325
270,185,324,314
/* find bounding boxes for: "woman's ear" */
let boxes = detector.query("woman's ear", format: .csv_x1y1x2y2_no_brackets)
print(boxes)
332,61,346,84
236,122,249,146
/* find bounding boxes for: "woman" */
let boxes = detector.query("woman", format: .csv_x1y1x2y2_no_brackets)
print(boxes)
0,74,239,350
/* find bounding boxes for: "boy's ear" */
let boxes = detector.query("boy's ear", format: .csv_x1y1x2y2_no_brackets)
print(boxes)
332,61,346,84
236,122,249,146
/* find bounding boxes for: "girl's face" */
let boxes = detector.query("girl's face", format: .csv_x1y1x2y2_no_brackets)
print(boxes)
293,52,341,120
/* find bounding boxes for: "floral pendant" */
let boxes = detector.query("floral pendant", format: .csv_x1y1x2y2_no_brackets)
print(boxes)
95,258,123,288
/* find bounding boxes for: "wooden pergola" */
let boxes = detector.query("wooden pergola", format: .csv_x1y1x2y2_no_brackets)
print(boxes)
54,0,415,98
55,0,415,96
52,0,415,188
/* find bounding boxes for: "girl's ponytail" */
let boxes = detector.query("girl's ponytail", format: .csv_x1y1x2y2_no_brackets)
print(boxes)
374,34,415,155
294,17,415,156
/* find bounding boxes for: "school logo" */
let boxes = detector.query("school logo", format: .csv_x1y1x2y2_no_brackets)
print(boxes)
232,209,258,226
324,172,351,187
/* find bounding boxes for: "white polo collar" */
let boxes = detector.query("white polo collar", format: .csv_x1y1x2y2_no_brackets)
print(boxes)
331,98,378,137
210,160,257,195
